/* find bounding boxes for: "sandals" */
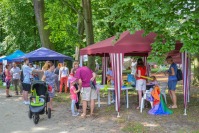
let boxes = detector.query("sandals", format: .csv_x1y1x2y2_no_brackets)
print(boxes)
80,113,86,118
6,95,12,98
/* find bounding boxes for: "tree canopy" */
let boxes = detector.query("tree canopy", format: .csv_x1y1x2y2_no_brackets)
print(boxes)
108,0,199,62
0,0,198,63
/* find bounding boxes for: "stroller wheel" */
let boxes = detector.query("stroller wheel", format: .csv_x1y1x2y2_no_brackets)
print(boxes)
28,110,32,119
48,108,51,119
33,114,39,124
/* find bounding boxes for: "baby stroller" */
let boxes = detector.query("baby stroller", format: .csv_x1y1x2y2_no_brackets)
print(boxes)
28,80,51,124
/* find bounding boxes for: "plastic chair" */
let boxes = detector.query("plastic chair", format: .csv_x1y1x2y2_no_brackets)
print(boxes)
159,82,167,104
140,90,153,113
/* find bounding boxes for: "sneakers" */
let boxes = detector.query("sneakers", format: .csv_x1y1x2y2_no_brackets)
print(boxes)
24,101,30,105
72,112,79,116
111,100,115,103
6,95,12,98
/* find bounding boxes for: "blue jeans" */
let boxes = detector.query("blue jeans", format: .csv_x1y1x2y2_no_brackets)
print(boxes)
71,100,76,115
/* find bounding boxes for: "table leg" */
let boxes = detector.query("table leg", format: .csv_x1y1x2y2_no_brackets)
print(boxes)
98,92,100,107
108,90,111,105
126,89,129,108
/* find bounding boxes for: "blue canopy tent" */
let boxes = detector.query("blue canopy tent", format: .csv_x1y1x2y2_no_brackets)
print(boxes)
13,47,73,62
0,50,25,62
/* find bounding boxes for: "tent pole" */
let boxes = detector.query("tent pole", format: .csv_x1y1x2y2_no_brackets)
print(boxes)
184,108,187,115
80,55,83,67
117,112,120,118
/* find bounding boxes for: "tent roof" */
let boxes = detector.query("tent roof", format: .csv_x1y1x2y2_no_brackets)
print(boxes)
0,50,25,62
13,47,73,62
80,30,156,55
80,30,183,63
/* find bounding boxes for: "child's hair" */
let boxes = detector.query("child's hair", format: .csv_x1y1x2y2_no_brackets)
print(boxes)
73,61,79,67
137,58,145,68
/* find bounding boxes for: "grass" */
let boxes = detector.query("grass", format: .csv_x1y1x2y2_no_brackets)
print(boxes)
122,122,148,133
53,93,70,103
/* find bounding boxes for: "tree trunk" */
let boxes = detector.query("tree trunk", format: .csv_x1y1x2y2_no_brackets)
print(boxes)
76,7,84,61
192,54,199,86
82,0,95,71
33,0,54,49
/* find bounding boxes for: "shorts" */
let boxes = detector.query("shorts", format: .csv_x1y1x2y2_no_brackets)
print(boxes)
81,87,97,101
5,79,11,89
136,79,146,91
168,80,177,91
22,83,31,91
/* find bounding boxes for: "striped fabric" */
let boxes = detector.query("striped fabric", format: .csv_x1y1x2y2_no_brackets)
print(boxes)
181,52,190,115
110,53,124,112
102,56,109,84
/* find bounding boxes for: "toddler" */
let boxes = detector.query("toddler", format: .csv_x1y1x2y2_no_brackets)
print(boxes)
70,77,80,116
146,76,158,90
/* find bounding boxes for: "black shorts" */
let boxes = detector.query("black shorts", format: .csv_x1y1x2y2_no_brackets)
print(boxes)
22,83,31,91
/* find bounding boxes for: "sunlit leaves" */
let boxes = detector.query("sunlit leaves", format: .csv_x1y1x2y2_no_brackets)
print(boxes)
109,0,198,63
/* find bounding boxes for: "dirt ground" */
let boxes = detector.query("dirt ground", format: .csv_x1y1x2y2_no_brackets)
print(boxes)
0,73,199,133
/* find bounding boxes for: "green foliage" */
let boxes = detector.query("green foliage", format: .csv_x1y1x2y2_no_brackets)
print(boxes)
109,0,199,63
44,0,84,57
0,0,41,55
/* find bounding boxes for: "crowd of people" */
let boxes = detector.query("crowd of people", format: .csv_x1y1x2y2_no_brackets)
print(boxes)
2,59,97,117
106,56,178,109
1,55,178,118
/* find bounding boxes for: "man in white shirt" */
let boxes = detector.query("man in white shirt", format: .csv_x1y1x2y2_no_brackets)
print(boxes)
10,62,22,95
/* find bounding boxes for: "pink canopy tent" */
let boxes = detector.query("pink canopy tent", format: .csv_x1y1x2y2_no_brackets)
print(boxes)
80,30,190,116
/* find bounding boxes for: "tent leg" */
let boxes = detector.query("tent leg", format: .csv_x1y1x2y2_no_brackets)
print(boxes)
183,108,187,116
117,112,120,118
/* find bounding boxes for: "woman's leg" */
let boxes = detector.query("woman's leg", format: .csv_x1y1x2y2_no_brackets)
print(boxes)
50,98,53,109
170,90,177,107
6,80,11,96
138,90,143,108
64,77,68,93
59,77,63,93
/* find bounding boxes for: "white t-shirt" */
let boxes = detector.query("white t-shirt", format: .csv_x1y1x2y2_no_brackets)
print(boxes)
59,67,69,77
131,62,137,75
10,67,21,79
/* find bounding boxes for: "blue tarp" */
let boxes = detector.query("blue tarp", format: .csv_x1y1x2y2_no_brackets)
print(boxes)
13,47,73,62
0,50,25,62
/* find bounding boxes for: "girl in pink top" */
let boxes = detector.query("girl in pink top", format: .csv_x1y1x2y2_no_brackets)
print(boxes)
5,64,12,97
70,77,80,116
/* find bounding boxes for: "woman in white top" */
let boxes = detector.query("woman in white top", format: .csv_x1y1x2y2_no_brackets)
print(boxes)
59,62,69,93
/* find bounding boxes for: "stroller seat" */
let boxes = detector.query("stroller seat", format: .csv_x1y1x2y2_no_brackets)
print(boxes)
29,105,45,113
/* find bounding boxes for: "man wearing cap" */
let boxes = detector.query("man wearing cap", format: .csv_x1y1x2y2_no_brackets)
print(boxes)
10,62,22,95
166,56,178,109
75,66,96,118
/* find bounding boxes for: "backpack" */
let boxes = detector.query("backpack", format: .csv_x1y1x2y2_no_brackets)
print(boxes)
1,71,6,82
176,69,182,81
